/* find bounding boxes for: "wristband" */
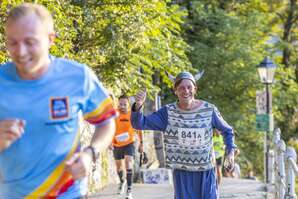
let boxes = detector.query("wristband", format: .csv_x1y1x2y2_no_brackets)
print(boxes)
132,103,143,111
85,145,99,163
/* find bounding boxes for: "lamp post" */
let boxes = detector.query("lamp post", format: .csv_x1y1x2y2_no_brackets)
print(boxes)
257,57,277,183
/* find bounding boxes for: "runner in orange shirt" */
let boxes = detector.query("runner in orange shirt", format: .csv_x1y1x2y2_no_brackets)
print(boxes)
112,94,143,199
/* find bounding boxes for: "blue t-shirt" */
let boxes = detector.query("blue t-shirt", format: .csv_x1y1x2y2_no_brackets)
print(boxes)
0,56,116,198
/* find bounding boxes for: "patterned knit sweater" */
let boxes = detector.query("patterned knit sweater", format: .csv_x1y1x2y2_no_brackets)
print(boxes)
164,102,216,171
131,100,236,172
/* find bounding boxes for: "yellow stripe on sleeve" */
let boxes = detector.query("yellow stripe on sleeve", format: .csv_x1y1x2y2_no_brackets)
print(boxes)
83,98,112,120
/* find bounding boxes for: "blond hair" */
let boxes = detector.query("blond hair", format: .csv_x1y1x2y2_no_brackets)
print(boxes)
6,3,54,33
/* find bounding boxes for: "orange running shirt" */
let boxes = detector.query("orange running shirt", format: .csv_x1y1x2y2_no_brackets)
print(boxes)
113,110,139,147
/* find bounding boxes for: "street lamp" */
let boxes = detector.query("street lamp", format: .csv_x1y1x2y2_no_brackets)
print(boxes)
257,56,277,183
257,57,276,84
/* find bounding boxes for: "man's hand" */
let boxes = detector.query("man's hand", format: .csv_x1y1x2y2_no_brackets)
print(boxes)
0,119,26,151
135,89,146,110
65,116,115,179
224,150,235,172
108,144,114,150
65,150,92,180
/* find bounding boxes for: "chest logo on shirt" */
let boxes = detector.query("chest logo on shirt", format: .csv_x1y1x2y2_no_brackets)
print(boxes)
49,97,69,120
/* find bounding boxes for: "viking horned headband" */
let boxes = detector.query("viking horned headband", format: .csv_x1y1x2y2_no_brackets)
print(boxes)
166,71,204,86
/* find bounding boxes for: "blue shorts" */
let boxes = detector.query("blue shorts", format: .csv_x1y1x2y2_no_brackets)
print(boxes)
173,168,218,199
216,157,223,166
113,143,135,160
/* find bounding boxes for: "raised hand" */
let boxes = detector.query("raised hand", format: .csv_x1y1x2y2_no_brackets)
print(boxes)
135,89,146,110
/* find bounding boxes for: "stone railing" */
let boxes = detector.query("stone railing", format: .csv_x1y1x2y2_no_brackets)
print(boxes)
269,128,298,199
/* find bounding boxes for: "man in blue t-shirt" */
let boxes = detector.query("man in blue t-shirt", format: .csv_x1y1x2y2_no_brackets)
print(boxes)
0,3,117,198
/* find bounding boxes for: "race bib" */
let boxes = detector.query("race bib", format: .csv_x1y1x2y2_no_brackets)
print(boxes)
115,132,129,142
177,128,205,147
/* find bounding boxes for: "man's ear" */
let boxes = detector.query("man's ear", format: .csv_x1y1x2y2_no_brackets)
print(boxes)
173,88,177,95
48,32,56,46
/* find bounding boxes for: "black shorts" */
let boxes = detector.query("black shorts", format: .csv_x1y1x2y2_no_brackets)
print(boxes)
216,157,223,166
113,143,135,160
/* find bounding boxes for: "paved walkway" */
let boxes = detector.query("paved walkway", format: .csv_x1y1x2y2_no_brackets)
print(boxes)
219,178,269,199
91,184,173,199
90,177,273,199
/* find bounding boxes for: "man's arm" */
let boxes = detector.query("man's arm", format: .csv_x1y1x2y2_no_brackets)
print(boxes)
66,119,115,179
137,130,144,153
89,119,116,152
131,103,168,131
211,107,236,171
211,107,236,153
137,130,143,143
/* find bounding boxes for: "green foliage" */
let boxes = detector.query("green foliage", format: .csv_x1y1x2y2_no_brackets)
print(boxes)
66,0,191,97
274,66,298,140
266,0,298,141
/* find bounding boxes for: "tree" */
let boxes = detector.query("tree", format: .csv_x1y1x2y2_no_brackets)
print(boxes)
68,0,191,97
267,0,298,140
